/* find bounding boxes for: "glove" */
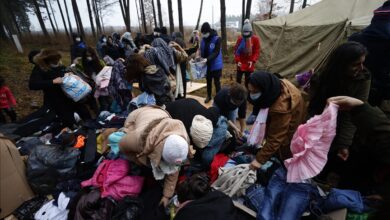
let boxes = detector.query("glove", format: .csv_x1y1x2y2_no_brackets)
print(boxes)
246,114,256,125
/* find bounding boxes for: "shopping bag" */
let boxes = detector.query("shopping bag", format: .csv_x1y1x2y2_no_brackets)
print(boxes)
61,73,92,102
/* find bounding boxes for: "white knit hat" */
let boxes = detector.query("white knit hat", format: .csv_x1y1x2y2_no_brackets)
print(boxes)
190,115,213,149
162,134,189,165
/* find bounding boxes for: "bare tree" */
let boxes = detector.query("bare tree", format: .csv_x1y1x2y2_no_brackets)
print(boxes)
140,0,148,33
92,0,102,35
44,0,58,34
156,0,163,27
119,0,131,31
220,0,227,55
86,0,97,38
49,0,59,31
152,0,157,28
63,0,73,33
167,0,174,33
195,0,203,30
242,0,246,27
245,0,252,19
177,0,183,35
56,0,70,38
135,0,142,32
269,0,274,19
71,0,85,38
32,0,50,38
302,0,307,9
289,0,294,13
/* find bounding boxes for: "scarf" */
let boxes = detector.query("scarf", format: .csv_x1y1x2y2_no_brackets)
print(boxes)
247,108,269,147
248,71,282,109
235,36,252,56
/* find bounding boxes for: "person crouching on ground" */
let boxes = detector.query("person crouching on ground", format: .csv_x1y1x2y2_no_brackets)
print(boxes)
119,105,190,207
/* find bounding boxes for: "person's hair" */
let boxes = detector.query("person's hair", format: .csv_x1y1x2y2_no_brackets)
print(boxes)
125,53,150,82
160,27,168,35
309,41,368,114
28,50,41,64
0,75,5,87
229,83,247,103
82,47,103,77
177,173,210,203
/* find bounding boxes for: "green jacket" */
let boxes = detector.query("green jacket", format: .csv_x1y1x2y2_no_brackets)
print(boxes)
332,70,371,150
351,103,390,165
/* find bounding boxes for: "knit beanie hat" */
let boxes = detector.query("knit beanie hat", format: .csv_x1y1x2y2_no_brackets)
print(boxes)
108,131,126,154
242,19,253,32
201,22,212,33
162,134,189,165
190,115,213,149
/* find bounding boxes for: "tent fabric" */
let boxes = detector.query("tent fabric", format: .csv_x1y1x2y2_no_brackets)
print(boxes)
253,0,386,78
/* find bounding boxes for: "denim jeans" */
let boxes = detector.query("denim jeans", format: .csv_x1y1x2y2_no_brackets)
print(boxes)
245,184,266,212
320,189,365,213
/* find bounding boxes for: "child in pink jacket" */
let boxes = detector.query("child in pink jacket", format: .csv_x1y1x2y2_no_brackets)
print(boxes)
0,76,17,123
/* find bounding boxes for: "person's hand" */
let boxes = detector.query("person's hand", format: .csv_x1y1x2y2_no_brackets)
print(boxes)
159,196,170,207
249,159,262,170
327,96,364,111
53,77,63,84
337,148,349,161
248,61,253,68
246,114,256,125
237,62,242,67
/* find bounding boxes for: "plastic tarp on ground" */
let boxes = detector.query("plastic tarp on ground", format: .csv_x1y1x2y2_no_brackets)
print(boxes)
253,0,386,78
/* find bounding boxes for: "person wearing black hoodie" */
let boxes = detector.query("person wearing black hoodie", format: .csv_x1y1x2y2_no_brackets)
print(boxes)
200,22,223,104
349,1,390,114
70,33,87,64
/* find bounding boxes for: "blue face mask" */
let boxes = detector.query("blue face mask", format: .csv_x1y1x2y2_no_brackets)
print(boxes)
250,92,262,100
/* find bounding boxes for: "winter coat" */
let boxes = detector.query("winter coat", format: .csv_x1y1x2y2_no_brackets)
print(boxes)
119,106,189,198
70,42,87,63
200,30,223,72
256,79,306,164
234,35,261,72
0,86,16,109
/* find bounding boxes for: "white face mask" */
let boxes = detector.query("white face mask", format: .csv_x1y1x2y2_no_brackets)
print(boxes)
250,92,262,100
86,57,93,61
75,37,81,42
243,31,251,37
154,32,160,37
102,38,107,42
202,32,210,38
50,63,60,68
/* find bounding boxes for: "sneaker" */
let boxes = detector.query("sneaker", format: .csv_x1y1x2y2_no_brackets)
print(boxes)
204,97,212,104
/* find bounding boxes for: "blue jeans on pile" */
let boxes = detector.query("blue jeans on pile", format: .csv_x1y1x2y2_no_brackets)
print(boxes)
321,189,365,213
245,184,266,212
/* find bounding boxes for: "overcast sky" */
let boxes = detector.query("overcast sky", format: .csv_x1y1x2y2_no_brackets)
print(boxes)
29,0,321,32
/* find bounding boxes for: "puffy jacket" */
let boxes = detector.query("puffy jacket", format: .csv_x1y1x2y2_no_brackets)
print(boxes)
234,35,261,72
201,32,223,72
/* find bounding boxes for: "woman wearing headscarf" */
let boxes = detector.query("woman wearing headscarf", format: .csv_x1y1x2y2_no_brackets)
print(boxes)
247,71,305,170
119,105,190,207
144,38,176,76
120,32,137,58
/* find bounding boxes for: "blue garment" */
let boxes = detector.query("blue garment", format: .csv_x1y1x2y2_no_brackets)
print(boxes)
235,38,247,56
129,92,156,109
321,189,365,213
245,184,266,212
202,116,228,166
201,35,223,71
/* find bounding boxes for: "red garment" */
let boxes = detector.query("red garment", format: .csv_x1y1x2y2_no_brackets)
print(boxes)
0,86,16,109
234,35,261,72
209,153,230,183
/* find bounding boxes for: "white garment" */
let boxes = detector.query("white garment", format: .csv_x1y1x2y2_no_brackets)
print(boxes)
151,160,180,180
162,134,188,165
175,64,184,98
34,193,70,220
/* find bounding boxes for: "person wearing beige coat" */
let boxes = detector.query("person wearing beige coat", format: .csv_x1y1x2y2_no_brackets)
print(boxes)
119,105,190,207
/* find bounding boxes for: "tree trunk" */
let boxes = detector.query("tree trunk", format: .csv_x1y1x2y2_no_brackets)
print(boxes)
167,0,174,33
245,0,252,20
156,0,163,27
92,0,102,35
269,0,274,19
86,0,97,38
195,0,203,30
57,0,70,38
177,0,184,36
64,0,73,33
140,0,147,33
44,0,57,34
302,0,307,9
289,0,294,13
135,0,142,32
220,0,227,55
119,0,131,32
71,0,85,38
152,0,157,28
241,0,246,27
7,6,22,36
32,0,50,38
48,0,59,31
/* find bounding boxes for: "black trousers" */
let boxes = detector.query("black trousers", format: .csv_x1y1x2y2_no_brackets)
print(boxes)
206,69,222,98
0,108,17,123
236,70,252,87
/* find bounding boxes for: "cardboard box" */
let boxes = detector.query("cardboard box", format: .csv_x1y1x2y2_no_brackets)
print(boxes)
0,135,34,218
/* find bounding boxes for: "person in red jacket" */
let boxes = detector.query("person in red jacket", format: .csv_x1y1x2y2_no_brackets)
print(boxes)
234,19,261,87
0,76,17,123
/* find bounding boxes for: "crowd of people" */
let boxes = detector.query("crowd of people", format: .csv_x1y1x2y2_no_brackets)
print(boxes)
0,1,389,219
